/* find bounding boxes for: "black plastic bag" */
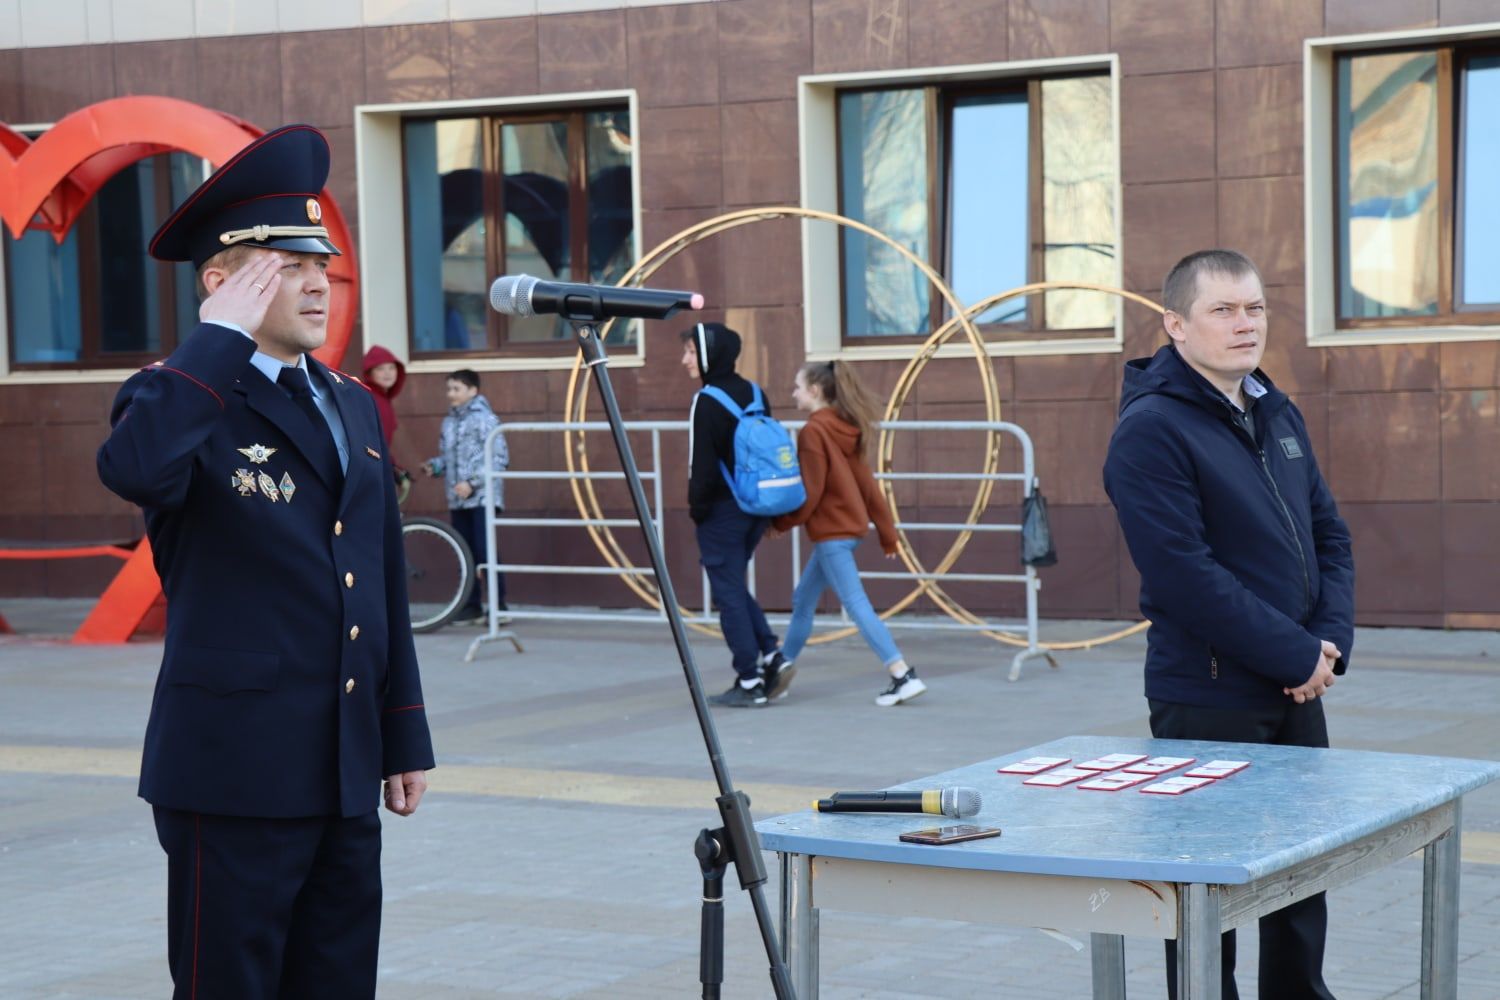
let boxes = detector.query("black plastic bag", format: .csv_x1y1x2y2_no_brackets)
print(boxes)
1021,490,1057,567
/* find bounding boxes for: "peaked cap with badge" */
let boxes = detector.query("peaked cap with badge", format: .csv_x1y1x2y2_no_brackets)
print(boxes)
149,123,342,268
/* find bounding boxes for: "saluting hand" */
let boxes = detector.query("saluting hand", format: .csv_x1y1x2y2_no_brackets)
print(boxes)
384,770,428,816
200,251,284,333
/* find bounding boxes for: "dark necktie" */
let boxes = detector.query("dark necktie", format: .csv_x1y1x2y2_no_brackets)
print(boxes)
277,366,343,490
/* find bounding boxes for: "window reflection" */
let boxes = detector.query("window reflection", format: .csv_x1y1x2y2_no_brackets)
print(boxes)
405,119,486,353
835,75,1115,339
839,89,929,336
949,91,1028,326
503,121,570,343
1459,55,1500,309
1042,76,1116,330
1338,52,1440,318
404,110,636,353
5,151,201,366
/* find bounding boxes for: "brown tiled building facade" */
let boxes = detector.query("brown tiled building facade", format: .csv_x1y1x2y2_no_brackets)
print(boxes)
3,0,1498,628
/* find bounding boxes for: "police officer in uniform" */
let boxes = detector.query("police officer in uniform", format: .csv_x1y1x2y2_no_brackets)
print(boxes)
97,124,435,999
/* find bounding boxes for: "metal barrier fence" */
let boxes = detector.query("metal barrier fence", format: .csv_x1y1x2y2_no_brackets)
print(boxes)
465,419,1052,680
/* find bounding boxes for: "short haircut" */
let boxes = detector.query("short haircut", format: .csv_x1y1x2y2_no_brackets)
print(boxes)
448,369,481,390
195,244,258,301
1162,249,1262,316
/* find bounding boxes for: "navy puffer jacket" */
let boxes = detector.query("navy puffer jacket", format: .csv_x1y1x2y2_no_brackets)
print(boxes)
1103,345,1355,709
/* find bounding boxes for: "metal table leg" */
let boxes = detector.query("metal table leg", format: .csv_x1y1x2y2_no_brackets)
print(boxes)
780,852,818,999
1421,800,1462,1000
1090,932,1126,999
1177,882,1222,1000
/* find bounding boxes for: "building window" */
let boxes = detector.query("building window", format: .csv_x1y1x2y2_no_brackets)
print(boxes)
4,151,205,369
402,108,636,357
1335,45,1500,327
836,73,1115,341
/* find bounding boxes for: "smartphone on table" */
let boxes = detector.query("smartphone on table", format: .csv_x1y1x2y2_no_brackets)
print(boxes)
898,824,1002,845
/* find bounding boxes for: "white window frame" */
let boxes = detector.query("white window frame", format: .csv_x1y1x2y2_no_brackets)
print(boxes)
354,91,644,375
1305,21,1500,347
798,55,1122,362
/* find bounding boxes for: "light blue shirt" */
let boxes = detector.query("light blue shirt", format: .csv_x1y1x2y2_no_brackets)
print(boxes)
212,320,350,473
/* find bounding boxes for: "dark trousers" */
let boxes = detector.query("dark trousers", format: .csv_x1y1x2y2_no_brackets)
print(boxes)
153,807,382,1000
695,499,778,680
1148,698,1337,1000
451,506,505,613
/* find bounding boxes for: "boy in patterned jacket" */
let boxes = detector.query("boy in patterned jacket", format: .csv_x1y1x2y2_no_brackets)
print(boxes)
423,369,509,623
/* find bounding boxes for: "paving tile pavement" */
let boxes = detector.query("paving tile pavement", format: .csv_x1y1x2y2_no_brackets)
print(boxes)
1,601,1498,998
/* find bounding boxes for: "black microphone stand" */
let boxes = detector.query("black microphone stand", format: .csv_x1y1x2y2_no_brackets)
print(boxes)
565,303,795,1000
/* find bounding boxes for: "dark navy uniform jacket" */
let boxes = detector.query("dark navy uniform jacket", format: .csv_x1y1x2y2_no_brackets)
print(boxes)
1103,345,1355,710
98,322,435,818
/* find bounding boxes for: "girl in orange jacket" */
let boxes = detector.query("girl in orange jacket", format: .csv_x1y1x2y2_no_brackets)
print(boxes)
772,361,926,706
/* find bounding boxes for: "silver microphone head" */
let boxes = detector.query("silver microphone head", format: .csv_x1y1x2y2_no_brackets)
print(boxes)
940,787,982,819
489,274,538,317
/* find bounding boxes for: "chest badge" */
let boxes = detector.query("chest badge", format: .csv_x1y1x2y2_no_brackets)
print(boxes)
257,471,280,502
238,443,278,464
1278,436,1304,460
231,468,257,496
279,472,297,503
365,445,381,459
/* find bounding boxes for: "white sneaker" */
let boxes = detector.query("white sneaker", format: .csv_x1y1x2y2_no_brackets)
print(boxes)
875,668,927,707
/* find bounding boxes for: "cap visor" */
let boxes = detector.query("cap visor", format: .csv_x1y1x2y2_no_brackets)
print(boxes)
260,236,342,256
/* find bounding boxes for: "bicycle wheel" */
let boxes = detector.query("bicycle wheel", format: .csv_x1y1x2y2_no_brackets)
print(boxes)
401,516,476,633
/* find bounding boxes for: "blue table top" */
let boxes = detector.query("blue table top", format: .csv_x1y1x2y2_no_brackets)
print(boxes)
755,735,1500,884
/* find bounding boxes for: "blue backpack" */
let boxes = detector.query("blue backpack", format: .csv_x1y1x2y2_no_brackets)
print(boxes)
697,384,806,516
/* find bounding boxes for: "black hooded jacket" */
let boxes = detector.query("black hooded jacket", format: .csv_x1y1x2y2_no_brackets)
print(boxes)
686,323,769,523
1103,345,1355,709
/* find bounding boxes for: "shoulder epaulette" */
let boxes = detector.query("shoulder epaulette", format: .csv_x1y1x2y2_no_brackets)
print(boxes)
334,369,371,392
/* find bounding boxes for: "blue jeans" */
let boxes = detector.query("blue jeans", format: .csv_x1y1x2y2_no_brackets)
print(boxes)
782,538,902,667
695,500,779,681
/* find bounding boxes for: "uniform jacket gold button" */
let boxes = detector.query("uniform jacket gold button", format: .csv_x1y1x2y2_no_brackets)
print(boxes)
344,572,354,588
334,520,344,536
345,678,355,694
349,625,360,640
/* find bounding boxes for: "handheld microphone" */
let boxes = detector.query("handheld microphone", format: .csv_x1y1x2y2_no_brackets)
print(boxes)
489,274,704,322
814,788,982,820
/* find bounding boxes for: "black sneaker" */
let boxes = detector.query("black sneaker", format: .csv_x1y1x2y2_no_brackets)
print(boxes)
875,668,927,707
760,651,797,701
709,680,768,708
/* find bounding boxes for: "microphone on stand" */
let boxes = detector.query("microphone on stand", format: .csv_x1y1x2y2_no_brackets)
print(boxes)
815,787,982,819
489,274,703,321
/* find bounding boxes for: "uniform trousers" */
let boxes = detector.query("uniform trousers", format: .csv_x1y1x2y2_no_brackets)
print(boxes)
695,499,778,680
152,807,382,1000
1148,697,1337,1000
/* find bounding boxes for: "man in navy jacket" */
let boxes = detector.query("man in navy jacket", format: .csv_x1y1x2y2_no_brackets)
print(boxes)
1104,249,1354,1000
97,126,434,999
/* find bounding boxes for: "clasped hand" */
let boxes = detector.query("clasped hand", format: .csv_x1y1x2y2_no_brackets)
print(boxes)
1284,639,1339,703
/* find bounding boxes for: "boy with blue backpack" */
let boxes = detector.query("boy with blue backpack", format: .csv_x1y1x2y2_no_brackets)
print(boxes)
681,323,799,707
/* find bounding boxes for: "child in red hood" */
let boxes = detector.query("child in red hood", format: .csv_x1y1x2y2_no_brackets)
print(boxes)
362,345,407,473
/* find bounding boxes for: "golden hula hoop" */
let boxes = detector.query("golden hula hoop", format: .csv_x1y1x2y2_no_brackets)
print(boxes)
563,206,1151,651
